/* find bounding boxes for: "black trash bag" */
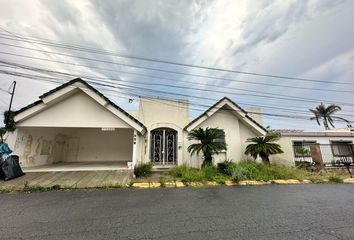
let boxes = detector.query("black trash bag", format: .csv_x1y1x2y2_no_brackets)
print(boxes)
0,155,25,181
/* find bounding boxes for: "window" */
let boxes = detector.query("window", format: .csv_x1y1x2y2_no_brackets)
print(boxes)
331,141,352,157
213,133,225,143
293,141,316,158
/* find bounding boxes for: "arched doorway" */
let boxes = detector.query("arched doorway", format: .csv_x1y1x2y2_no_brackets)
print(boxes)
150,128,177,165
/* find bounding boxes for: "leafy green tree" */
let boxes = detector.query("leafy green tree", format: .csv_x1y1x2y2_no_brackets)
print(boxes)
245,135,283,164
0,111,16,143
309,103,349,130
187,127,227,167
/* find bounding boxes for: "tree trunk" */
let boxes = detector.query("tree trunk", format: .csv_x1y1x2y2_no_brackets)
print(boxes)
202,153,213,167
260,152,270,164
324,118,329,130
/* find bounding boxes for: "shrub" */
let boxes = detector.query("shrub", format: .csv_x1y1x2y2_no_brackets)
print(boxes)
170,165,189,178
217,160,237,176
134,163,153,178
328,175,343,183
231,166,251,182
226,160,308,182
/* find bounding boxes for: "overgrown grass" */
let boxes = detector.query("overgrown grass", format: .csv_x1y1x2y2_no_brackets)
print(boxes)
22,184,62,193
223,161,309,182
328,175,343,183
134,163,153,178
170,165,228,184
170,160,342,184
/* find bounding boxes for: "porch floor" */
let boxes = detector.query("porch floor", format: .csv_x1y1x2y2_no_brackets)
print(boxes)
22,161,130,172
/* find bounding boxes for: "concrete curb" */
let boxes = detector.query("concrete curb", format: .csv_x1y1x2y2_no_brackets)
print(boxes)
129,178,354,189
343,178,354,184
2,178,354,193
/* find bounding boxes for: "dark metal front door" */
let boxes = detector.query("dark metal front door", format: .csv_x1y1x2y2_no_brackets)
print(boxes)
150,128,177,165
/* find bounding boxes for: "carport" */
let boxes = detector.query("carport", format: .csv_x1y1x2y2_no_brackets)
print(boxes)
8,79,146,172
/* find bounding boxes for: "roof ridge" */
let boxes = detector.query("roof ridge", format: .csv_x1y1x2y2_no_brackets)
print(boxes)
15,78,147,131
184,97,267,132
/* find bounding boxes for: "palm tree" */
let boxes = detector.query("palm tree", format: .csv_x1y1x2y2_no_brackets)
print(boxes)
245,135,283,164
187,127,227,166
309,103,349,130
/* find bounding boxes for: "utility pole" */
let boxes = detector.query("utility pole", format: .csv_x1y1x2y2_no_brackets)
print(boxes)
8,81,16,112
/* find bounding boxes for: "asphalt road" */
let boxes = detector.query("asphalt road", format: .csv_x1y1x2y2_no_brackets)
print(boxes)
1,185,354,240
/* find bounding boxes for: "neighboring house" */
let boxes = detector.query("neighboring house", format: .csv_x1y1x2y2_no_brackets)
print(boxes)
271,129,354,166
6,78,267,171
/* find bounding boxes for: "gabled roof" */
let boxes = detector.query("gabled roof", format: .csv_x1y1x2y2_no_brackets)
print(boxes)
15,78,147,133
184,97,267,135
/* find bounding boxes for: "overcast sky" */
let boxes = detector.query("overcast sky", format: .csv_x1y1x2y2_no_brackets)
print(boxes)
0,0,353,131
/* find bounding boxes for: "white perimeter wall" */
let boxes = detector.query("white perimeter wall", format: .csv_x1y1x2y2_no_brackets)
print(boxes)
8,127,133,167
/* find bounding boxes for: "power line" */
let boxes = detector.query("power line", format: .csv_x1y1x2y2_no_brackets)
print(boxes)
0,29,352,85
3,62,354,115
1,69,353,124
0,87,10,94
2,41,354,91
0,28,352,124
1,50,353,97
2,60,354,107
2,64,354,119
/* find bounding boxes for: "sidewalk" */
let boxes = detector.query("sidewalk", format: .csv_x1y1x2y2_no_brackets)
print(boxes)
0,170,132,191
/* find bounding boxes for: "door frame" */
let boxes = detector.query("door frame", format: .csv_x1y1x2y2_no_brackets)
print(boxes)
150,128,177,165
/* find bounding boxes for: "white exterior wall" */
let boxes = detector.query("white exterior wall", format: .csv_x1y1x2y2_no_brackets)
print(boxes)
271,135,354,166
17,91,131,128
185,109,260,167
137,98,189,165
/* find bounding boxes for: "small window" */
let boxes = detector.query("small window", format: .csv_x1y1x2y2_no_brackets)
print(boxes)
293,141,315,157
331,141,352,157
213,134,226,143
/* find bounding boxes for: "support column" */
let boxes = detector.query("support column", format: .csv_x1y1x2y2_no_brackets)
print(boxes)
131,130,138,169
310,144,324,169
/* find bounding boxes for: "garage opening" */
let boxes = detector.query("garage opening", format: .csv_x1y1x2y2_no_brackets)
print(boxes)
14,127,133,171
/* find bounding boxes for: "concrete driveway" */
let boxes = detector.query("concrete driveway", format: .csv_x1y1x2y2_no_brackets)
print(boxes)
0,170,132,190
1,184,354,239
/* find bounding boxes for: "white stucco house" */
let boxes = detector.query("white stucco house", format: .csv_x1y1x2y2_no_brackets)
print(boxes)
6,78,267,171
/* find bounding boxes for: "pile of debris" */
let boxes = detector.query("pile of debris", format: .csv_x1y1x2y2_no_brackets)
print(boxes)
0,142,24,181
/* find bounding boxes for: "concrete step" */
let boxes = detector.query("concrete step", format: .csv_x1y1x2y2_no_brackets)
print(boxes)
152,166,174,173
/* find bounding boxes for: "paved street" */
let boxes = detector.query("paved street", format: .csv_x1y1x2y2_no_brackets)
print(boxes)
1,184,354,240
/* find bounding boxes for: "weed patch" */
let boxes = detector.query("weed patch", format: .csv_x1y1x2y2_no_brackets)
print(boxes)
134,163,153,178
328,175,343,183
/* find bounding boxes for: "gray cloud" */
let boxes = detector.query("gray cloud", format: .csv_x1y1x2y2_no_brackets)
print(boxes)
0,0,353,130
